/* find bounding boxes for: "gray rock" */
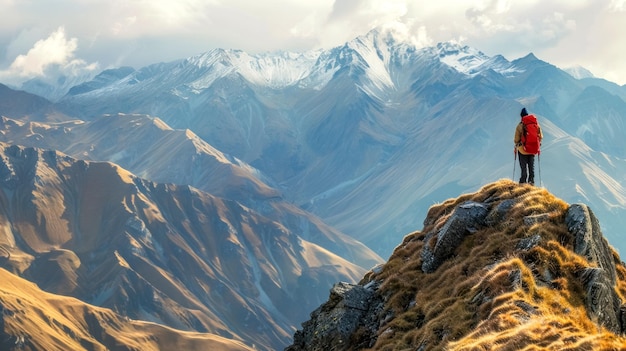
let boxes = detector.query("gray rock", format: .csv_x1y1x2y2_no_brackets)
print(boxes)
516,234,541,251
523,213,551,226
286,282,381,351
421,201,488,273
566,204,622,333
567,204,617,282
485,198,516,226
580,267,622,333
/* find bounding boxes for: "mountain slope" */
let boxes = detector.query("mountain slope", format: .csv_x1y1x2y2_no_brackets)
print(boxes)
0,112,382,269
0,142,368,350
0,268,254,351
287,180,626,350
52,27,626,259
0,83,71,122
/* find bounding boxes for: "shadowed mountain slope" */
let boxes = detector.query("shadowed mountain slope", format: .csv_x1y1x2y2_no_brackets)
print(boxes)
0,113,382,270
287,180,626,350
0,268,254,351
0,142,367,350
0,84,71,122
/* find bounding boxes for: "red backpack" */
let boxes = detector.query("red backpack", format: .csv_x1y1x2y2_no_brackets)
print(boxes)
521,114,540,154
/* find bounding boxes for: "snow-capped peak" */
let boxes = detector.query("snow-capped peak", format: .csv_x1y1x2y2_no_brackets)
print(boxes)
434,42,491,74
430,41,525,77
564,65,595,80
185,48,320,89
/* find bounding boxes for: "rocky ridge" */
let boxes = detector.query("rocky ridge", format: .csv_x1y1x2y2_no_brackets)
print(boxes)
287,180,626,350
0,142,367,350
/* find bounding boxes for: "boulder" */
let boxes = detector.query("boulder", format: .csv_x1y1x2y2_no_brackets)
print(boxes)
286,282,381,351
421,201,488,273
566,204,622,333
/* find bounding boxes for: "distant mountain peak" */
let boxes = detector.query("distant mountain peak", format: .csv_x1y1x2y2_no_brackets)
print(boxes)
183,47,320,89
431,41,501,75
564,65,596,80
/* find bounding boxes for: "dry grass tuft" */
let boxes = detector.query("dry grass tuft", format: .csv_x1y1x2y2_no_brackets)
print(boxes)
360,179,626,351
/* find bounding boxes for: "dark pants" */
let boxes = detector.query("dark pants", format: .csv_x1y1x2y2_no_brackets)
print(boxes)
518,152,535,184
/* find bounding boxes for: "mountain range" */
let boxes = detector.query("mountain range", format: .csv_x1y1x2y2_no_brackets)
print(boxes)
0,25,625,350
0,142,372,350
46,27,626,256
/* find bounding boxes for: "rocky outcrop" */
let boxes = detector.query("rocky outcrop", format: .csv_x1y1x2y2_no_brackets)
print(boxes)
566,204,623,333
286,281,383,351
286,182,626,350
421,201,488,273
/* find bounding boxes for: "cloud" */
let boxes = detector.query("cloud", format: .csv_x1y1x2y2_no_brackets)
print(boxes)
465,0,515,33
305,0,413,49
378,21,433,48
0,0,624,86
0,27,98,85
465,0,577,46
108,0,219,36
8,27,79,76
610,0,625,11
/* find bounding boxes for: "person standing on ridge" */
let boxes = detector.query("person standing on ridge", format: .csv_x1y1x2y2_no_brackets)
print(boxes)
514,107,543,185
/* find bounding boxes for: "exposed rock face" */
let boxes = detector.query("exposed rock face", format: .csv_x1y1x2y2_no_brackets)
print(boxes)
286,282,383,351
286,181,626,350
566,204,623,333
421,201,488,273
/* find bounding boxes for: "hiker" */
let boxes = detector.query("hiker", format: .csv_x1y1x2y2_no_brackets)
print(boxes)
514,107,542,185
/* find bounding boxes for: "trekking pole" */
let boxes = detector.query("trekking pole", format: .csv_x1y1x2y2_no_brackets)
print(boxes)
512,149,517,181
538,153,542,187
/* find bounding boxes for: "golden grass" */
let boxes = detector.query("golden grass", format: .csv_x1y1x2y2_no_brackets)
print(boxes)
0,267,255,351
359,179,626,351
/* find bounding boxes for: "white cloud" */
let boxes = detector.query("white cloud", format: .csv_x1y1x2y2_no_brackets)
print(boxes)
378,21,433,48
465,0,516,33
8,27,78,76
610,0,625,11
310,0,417,49
0,0,624,85
111,16,138,36
539,12,576,43
0,27,98,85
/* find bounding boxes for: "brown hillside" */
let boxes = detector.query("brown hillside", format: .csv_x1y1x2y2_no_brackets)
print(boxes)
288,180,626,351
0,267,255,351
0,143,368,350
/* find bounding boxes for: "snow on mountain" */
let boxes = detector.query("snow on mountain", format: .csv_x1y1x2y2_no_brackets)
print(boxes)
19,69,98,102
183,49,315,91
20,26,626,259
50,28,626,259
3,25,626,350
66,66,136,96
565,65,596,80
434,41,490,74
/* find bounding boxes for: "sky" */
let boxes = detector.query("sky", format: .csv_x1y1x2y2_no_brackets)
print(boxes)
0,0,625,87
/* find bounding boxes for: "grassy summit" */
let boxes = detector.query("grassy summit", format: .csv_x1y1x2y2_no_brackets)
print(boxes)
347,180,626,350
